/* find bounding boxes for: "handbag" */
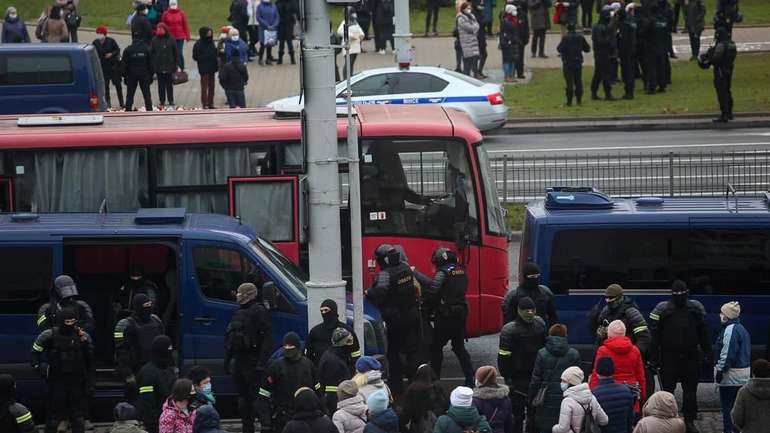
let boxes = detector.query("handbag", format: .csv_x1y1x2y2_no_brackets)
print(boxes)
532,354,564,407
172,70,189,85
264,29,278,47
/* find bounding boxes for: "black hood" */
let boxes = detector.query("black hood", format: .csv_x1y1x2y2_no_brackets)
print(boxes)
294,388,323,414
0,374,14,401
199,26,213,40
151,335,173,367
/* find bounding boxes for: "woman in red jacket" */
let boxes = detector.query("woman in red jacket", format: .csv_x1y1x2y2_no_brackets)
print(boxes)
161,0,190,70
589,320,646,413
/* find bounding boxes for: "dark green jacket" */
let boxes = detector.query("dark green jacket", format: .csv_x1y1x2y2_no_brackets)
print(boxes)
527,336,582,432
433,406,491,433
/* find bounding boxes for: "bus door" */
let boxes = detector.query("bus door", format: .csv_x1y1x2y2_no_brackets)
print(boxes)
0,177,14,212
228,176,302,265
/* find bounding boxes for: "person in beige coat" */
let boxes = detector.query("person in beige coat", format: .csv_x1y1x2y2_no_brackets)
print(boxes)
632,391,685,433
44,6,69,43
333,380,367,433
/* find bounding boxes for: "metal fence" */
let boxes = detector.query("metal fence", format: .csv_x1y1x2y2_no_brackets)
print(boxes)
489,150,770,203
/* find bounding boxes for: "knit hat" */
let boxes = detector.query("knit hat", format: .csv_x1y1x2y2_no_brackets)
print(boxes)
596,357,615,377
626,2,637,13
604,284,623,298
332,327,354,347
283,332,301,348
475,366,497,387
607,320,626,338
504,4,517,15
720,301,740,320
169,0,179,7
518,296,535,311
450,386,474,407
367,389,389,415
229,27,240,38
96,26,108,35
236,283,257,305
356,356,382,373
338,380,359,401
187,365,210,386
321,299,339,314
561,366,584,386
113,402,137,421
549,324,567,337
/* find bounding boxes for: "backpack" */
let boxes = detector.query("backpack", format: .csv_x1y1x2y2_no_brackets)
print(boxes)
575,403,600,433
35,15,48,41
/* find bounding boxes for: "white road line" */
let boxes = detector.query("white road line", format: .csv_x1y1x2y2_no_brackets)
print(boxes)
487,141,770,153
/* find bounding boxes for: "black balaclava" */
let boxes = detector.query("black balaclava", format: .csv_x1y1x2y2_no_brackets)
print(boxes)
0,373,15,402
671,280,689,308
60,307,78,335
199,26,213,41
132,293,152,321
151,335,174,368
294,388,322,414
321,299,338,327
283,332,302,361
521,262,540,290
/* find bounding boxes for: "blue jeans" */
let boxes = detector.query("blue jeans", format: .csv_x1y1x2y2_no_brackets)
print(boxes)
503,62,514,78
176,39,185,70
226,90,246,108
720,386,739,433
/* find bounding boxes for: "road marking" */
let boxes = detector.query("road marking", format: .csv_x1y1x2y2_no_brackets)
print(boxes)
487,141,770,153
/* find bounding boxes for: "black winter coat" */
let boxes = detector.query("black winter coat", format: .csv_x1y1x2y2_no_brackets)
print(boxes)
501,283,557,326
122,40,153,80
282,391,338,433
498,316,547,382
528,335,582,431
276,0,299,40
151,35,179,74
557,31,591,66
305,318,360,365
93,37,122,79
262,355,316,409
219,61,248,90
317,347,354,415
136,360,177,429
499,18,521,63
193,28,218,75
592,378,635,433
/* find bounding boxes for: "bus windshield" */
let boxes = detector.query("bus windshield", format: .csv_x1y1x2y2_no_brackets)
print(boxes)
249,238,308,300
360,138,479,242
476,145,506,235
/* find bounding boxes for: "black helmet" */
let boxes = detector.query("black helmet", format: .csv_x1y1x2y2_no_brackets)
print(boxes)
374,244,399,268
53,275,78,300
431,247,458,266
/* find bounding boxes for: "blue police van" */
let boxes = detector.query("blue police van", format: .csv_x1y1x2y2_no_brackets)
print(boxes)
0,44,107,114
520,187,770,360
0,209,384,409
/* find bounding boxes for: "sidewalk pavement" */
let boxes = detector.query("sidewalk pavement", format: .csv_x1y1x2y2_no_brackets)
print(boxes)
27,25,770,110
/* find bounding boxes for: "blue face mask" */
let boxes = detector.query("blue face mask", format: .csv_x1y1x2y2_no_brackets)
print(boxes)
201,383,216,404
560,383,569,392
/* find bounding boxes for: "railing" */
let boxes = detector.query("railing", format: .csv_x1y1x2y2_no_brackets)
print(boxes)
488,150,770,203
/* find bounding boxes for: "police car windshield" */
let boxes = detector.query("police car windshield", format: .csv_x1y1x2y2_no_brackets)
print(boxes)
249,238,308,300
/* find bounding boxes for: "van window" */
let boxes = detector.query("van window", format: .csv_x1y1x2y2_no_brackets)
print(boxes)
0,55,74,85
0,247,52,313
193,246,258,302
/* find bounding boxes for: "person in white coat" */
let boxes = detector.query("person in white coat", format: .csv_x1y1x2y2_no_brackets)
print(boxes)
338,10,364,79
552,366,609,433
245,0,259,57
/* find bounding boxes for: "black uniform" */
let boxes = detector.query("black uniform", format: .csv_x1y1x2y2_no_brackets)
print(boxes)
136,335,177,433
114,294,165,383
581,0,594,29
591,11,615,100
0,375,36,433
418,252,473,384
498,315,547,433
647,5,669,93
224,299,273,433
618,10,638,99
31,323,94,433
259,351,316,431
501,283,557,326
316,346,354,415
93,35,124,107
649,286,711,427
122,37,154,112
36,297,95,336
715,0,740,36
557,27,591,105
115,274,160,320
131,10,153,44
305,299,361,365
699,29,737,122
367,245,424,396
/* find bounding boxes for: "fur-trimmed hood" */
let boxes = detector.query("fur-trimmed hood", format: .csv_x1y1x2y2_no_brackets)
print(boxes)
472,384,510,400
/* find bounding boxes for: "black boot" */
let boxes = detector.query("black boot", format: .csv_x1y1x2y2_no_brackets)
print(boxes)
290,52,296,64
566,98,573,106
277,54,283,65
576,96,582,105
591,92,600,100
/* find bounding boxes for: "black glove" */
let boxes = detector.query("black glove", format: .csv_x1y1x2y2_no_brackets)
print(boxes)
715,370,724,384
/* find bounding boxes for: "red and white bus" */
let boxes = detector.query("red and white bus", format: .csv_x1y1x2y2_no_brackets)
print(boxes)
0,105,508,336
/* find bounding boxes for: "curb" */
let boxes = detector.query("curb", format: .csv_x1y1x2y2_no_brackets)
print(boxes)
488,116,770,134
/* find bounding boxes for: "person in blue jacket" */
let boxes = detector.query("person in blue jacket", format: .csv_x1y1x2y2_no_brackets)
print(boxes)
591,357,635,433
714,301,751,433
256,0,280,65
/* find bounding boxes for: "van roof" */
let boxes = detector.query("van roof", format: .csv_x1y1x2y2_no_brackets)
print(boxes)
0,43,92,52
528,195,770,223
0,211,257,242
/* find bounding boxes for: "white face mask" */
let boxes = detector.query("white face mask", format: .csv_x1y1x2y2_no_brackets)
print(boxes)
97,34,106,40
231,35,239,41
560,383,569,392
9,13,18,19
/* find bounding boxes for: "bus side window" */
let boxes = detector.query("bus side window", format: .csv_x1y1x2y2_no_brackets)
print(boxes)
0,246,52,314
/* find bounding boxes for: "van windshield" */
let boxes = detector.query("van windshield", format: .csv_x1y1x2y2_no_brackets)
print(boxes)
249,238,308,300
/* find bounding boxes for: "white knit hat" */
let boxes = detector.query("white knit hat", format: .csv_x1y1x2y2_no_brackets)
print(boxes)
721,301,740,320
450,386,474,408
561,366,585,386
505,4,517,16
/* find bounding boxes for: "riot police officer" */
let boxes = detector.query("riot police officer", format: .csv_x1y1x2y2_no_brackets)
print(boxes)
305,299,361,365
224,283,273,433
501,262,557,326
366,243,423,396
0,374,35,433
31,307,95,433
698,26,737,123
258,332,316,432
649,280,711,433
591,8,616,101
114,293,165,398
618,4,638,99
115,265,160,319
36,275,94,336
136,335,177,433
317,328,356,415
498,297,547,433
418,247,474,387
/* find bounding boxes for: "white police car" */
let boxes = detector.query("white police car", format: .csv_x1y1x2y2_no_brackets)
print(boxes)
268,66,509,131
